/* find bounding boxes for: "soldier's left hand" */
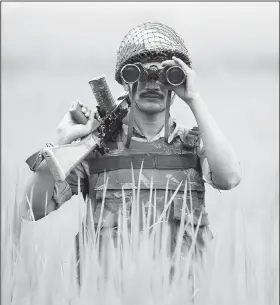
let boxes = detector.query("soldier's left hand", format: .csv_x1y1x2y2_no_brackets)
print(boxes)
161,56,199,105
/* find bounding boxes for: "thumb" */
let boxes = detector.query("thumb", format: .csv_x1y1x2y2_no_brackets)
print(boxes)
85,111,100,133
81,111,95,134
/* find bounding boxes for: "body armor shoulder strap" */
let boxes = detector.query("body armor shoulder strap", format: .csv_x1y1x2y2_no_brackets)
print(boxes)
179,126,201,151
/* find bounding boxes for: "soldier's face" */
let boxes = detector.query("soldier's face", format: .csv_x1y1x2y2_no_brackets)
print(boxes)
127,62,171,114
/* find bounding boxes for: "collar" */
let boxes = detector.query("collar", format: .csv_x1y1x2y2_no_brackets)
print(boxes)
122,116,181,143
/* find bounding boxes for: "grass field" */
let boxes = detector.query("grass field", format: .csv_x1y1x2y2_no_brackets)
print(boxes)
1,170,278,305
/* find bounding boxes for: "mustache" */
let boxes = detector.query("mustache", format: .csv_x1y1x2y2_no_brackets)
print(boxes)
140,90,165,99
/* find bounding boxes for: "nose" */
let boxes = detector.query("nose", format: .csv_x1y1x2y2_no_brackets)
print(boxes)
145,79,160,91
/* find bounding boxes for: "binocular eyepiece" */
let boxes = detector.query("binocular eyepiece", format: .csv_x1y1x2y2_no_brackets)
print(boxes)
120,63,186,87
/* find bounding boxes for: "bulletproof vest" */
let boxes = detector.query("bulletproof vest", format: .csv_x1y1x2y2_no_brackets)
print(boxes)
85,127,209,226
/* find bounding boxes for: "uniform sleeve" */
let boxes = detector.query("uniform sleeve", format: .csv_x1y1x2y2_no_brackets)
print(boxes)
177,126,216,187
197,139,221,190
53,160,90,209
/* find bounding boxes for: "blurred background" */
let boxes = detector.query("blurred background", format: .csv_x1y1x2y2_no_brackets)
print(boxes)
1,3,279,298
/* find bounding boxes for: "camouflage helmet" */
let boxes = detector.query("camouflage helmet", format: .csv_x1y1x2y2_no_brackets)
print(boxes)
115,22,192,84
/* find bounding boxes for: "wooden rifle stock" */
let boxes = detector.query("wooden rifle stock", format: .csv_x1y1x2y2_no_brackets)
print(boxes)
42,76,129,181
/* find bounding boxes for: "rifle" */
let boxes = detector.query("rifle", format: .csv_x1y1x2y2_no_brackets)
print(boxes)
41,76,129,181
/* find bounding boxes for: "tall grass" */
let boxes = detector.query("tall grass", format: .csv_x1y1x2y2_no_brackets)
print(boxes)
1,169,278,305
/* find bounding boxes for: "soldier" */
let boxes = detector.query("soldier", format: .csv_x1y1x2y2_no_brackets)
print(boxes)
23,22,241,260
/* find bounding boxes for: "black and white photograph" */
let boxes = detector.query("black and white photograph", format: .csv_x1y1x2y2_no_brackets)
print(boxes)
2,2,279,305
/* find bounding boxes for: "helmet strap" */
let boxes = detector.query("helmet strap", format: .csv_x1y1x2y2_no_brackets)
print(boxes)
125,82,138,148
164,90,172,143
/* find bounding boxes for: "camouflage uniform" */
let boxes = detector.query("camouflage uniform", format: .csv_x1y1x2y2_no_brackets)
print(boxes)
53,118,214,253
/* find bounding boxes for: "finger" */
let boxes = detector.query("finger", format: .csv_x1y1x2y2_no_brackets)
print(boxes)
85,111,99,133
70,101,79,111
161,60,176,67
82,106,87,114
85,109,91,118
78,100,83,107
172,56,193,73
87,111,95,123
172,56,186,66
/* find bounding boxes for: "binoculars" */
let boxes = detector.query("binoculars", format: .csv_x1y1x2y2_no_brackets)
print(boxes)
120,63,186,86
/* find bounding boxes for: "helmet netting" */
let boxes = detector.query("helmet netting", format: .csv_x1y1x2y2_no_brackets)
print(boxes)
115,22,192,84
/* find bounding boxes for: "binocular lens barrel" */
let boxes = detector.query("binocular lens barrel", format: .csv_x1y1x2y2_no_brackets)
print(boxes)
166,66,185,86
120,64,185,86
120,64,141,84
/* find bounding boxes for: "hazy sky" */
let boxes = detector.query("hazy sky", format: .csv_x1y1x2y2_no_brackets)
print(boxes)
2,2,279,76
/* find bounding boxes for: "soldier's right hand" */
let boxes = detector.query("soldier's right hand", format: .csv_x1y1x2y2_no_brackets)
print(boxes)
56,101,96,145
